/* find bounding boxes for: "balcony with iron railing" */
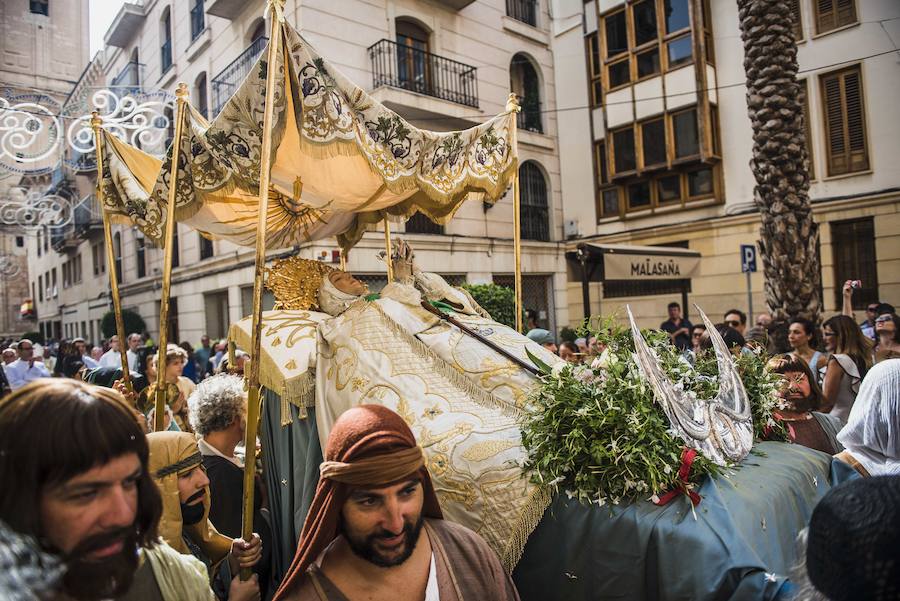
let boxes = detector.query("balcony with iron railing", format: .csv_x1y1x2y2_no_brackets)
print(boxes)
160,39,173,74
190,3,205,41
506,0,538,27
53,195,103,250
368,39,478,108
111,61,142,95
211,36,268,116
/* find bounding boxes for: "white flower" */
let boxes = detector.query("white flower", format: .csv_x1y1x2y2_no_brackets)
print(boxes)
649,494,661,504
663,464,673,475
547,476,565,488
592,347,617,370
551,361,567,379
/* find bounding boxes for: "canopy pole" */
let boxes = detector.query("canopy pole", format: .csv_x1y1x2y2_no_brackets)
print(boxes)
339,249,347,271
383,216,394,283
90,113,132,396
242,3,284,580
153,82,189,432
507,93,523,333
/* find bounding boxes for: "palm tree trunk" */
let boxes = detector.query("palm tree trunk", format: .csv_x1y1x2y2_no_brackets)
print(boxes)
736,0,821,329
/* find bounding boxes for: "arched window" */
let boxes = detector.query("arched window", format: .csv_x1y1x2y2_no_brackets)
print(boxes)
519,161,549,241
248,18,266,44
195,72,208,119
510,53,542,133
395,19,431,95
113,231,123,283
160,7,173,73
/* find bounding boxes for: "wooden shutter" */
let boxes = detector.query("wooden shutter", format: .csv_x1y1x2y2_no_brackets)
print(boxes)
816,0,857,34
791,0,803,40
821,66,868,176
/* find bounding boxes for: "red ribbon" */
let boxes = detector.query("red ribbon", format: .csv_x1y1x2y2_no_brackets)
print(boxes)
653,447,702,507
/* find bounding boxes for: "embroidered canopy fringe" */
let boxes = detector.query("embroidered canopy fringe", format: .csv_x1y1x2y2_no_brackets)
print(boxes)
369,302,526,419
92,19,517,253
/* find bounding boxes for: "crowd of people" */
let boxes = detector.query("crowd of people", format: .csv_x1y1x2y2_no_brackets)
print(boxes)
0,281,897,600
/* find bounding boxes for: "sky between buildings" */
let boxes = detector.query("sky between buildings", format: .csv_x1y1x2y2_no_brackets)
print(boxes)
90,0,127,56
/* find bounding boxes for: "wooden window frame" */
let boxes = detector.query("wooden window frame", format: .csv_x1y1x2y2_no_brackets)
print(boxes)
638,116,667,170
813,0,858,36
609,124,637,177
586,33,603,107
671,106,701,163
819,64,869,177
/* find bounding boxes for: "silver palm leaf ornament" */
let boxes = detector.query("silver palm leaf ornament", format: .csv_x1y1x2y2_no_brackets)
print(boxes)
627,305,753,466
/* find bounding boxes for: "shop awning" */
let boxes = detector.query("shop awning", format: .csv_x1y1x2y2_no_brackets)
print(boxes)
567,243,701,282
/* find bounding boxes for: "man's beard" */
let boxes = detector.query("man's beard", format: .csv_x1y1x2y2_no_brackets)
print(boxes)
180,489,206,525
341,514,424,568
60,526,139,600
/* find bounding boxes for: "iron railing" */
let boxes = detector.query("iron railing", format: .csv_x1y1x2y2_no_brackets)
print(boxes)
211,36,268,116
517,98,542,133
368,39,478,108
161,39,172,74
190,2,205,40
506,0,538,27
111,61,141,95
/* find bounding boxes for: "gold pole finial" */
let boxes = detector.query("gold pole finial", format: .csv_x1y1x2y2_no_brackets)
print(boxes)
175,82,189,98
90,110,102,131
506,93,521,113
266,0,287,22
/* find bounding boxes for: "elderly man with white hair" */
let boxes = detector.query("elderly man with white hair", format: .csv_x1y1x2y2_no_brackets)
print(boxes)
188,373,273,597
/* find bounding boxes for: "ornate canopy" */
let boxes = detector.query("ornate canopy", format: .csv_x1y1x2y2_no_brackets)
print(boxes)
96,21,517,251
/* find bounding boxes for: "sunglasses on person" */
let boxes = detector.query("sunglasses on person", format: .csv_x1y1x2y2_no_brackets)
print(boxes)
867,305,879,312
725,320,741,328
875,315,893,323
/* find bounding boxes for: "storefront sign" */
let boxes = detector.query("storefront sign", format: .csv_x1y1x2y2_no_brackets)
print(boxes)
603,252,699,280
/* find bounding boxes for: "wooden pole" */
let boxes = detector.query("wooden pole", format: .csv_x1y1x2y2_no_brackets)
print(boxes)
241,1,284,580
506,93,523,333
153,82,189,431
90,113,132,396
383,216,394,283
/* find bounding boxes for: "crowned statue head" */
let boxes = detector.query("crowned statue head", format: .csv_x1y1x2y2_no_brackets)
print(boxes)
265,256,369,316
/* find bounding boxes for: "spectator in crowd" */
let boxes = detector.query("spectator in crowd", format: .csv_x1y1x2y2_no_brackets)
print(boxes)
126,333,143,372
788,318,826,378
90,345,104,364
526,308,539,332
61,359,86,380
835,359,900,478
723,309,748,337
791,476,900,601
53,340,77,377
195,334,214,380
558,341,580,364
0,379,239,600
769,356,842,455
41,345,56,374
189,374,273,598
745,326,769,351
820,315,872,423
698,325,747,357
5,339,50,391
755,312,772,329
526,328,558,354
180,341,199,383
217,350,249,376
690,324,707,356
874,312,900,363
574,337,588,355
1,347,16,365
99,335,124,369
211,340,228,372
74,337,99,369
660,302,693,351
144,345,196,432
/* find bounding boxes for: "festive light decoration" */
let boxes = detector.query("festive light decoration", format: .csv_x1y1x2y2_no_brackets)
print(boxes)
0,90,62,175
0,187,74,232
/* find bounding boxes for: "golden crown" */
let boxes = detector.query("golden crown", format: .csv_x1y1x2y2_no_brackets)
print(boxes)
265,256,337,311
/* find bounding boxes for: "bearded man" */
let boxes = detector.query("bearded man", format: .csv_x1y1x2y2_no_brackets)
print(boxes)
770,356,843,455
146,431,263,598
273,404,520,601
0,379,214,600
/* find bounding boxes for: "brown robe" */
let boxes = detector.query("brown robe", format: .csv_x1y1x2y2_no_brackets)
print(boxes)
287,519,520,601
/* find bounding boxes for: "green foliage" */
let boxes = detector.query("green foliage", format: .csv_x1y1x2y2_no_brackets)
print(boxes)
559,326,577,343
20,331,44,345
100,309,146,340
461,283,517,328
521,316,786,506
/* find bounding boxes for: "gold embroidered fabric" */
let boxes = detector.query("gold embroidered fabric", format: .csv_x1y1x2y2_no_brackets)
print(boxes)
95,21,517,251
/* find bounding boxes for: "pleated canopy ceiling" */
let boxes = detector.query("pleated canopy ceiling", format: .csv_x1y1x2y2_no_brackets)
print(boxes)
97,21,517,251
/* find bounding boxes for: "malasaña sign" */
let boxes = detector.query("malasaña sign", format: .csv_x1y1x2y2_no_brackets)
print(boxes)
603,251,700,281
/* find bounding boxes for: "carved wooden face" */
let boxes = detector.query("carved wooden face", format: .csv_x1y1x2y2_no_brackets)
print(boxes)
328,270,368,296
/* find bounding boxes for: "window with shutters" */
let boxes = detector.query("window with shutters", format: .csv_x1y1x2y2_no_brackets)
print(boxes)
819,65,868,176
814,0,857,35
830,218,877,309
790,0,804,41
519,161,550,242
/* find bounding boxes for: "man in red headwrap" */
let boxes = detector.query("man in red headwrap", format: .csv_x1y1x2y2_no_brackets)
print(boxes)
273,404,520,601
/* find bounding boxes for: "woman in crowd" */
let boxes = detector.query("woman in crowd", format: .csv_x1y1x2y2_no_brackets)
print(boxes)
559,341,580,364
180,341,199,383
788,318,826,380
834,359,900,478
820,315,871,423
874,313,900,363
142,345,195,432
